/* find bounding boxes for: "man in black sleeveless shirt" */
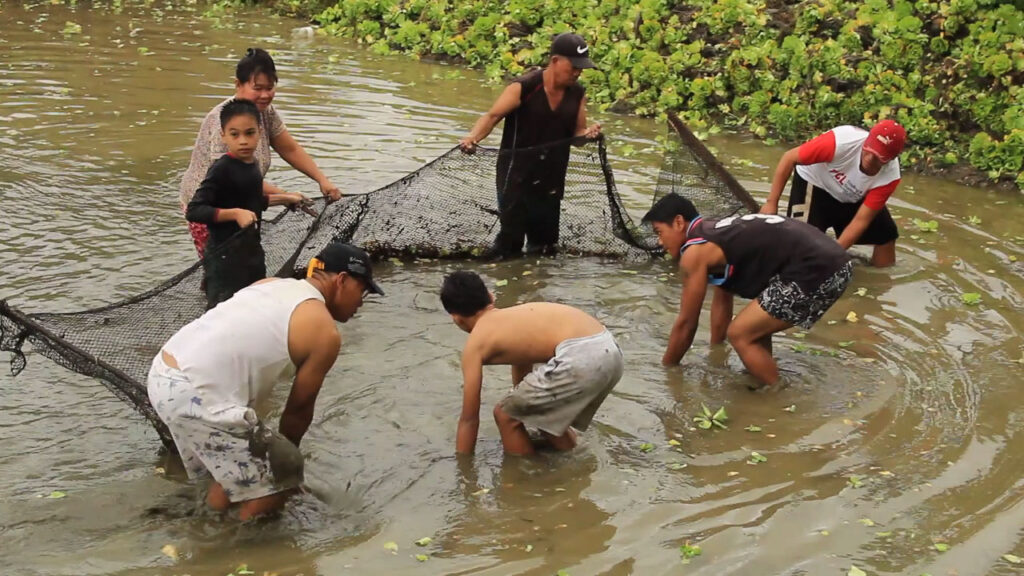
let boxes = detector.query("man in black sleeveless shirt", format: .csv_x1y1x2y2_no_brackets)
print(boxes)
459,33,602,256
642,193,853,388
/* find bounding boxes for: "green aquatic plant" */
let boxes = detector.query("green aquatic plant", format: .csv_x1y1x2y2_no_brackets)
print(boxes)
693,403,728,430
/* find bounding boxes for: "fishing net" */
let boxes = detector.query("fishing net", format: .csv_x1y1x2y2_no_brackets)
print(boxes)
0,114,756,451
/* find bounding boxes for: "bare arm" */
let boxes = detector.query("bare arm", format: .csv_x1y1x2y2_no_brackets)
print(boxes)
280,313,341,446
459,83,522,152
709,286,734,345
836,204,880,249
664,249,710,365
573,96,601,139
761,147,801,214
456,344,484,454
270,129,341,200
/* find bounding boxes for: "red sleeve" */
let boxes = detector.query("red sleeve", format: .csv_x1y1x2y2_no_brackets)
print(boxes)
797,131,837,165
863,179,900,210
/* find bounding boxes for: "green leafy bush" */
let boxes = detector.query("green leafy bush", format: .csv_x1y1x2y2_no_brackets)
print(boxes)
306,0,1023,189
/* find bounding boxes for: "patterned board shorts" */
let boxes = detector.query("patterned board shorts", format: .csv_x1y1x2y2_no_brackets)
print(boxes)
758,261,854,329
146,354,303,503
499,330,624,436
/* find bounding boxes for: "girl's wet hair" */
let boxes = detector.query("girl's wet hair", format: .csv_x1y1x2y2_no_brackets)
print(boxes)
236,47,278,85
219,98,260,129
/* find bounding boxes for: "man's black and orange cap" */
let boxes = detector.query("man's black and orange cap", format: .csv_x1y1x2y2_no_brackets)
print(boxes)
306,242,384,295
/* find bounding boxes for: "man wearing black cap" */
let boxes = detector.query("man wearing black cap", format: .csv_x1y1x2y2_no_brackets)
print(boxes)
459,32,603,257
146,241,382,520
642,193,852,388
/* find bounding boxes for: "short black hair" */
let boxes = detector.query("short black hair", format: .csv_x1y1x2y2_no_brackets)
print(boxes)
642,193,700,224
219,98,260,129
236,47,278,85
440,271,491,316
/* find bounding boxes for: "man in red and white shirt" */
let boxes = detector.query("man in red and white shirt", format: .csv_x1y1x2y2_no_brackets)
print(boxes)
760,120,907,267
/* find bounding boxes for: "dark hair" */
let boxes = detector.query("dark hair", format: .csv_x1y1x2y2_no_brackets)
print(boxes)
219,98,260,129
641,193,700,224
440,271,491,316
236,47,278,85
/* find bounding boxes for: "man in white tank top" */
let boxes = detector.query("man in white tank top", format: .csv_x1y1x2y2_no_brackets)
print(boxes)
760,120,907,267
146,242,383,520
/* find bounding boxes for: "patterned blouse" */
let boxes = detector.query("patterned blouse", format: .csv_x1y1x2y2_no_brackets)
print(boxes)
177,97,287,207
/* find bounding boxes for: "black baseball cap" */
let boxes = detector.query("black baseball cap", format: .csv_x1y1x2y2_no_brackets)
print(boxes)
306,242,384,295
550,33,595,69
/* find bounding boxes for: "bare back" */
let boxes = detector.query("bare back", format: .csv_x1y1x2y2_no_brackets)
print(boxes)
468,302,605,366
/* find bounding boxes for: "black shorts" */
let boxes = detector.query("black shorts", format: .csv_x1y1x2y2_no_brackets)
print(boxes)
789,172,899,246
494,191,561,256
759,261,853,329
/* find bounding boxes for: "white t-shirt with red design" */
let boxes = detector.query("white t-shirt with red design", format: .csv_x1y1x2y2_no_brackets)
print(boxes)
794,125,901,210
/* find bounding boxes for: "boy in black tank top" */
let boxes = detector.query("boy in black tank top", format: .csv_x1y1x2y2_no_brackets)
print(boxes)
642,193,853,389
459,33,602,257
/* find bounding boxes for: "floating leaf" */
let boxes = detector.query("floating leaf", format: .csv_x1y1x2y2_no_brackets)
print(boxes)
701,403,713,418
384,541,399,552
521,270,532,276
820,529,830,536
525,544,533,552
848,567,867,576
62,21,82,35
913,218,939,232
748,451,767,464
667,462,688,470
859,518,876,527
236,565,255,575
494,279,508,287
744,425,762,432
876,531,893,537
933,542,950,552
160,544,178,560
471,488,490,496
1003,554,1022,564
415,554,429,562
712,407,728,422
137,46,150,55
783,404,796,413
46,491,67,499
854,287,868,296
838,341,855,348
961,292,982,306
695,418,713,429
557,570,570,576
792,331,807,339
620,269,639,275
680,542,702,559
668,439,681,446
639,442,655,453
846,311,859,323
848,475,864,488
967,215,982,225
415,537,432,547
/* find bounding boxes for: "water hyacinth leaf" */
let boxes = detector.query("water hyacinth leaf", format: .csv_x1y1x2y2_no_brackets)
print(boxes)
471,488,490,496
62,21,82,34
859,518,876,527
855,287,868,296
1003,554,1022,564
668,439,681,446
557,570,570,576
748,451,767,464
848,567,867,576
415,537,432,546
961,292,982,305
639,442,655,453
848,475,864,488
745,425,762,432
138,46,150,55
160,544,178,560
967,215,982,225
525,544,533,552
846,311,859,323
913,218,939,232
668,462,687,470
384,541,399,552
712,407,727,421
46,491,67,499
696,418,713,429
934,542,949,552
876,531,893,537
416,554,429,562
236,566,255,575
494,279,508,287
701,403,713,418
783,404,796,412
838,341,855,348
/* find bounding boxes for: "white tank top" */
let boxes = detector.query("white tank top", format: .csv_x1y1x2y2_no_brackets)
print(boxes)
796,125,901,203
164,278,325,410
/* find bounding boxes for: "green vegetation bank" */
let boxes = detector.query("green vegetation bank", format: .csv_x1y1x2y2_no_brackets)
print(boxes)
286,0,1022,189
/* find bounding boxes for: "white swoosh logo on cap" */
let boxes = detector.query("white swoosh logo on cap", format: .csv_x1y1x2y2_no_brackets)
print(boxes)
576,46,588,54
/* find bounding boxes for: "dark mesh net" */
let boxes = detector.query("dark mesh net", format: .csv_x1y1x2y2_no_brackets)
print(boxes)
0,115,754,451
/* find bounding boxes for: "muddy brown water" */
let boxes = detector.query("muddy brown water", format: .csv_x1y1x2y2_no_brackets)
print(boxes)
2,3,1024,575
